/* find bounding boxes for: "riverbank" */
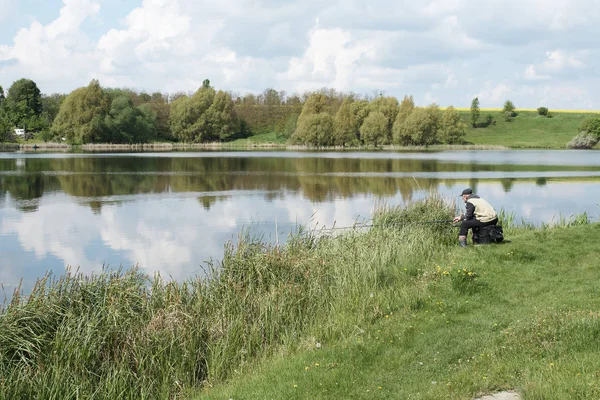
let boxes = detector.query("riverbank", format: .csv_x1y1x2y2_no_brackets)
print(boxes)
0,141,510,152
1,197,599,399
1,110,598,152
200,215,600,399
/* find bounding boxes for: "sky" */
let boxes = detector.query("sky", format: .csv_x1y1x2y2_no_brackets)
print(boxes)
0,0,599,108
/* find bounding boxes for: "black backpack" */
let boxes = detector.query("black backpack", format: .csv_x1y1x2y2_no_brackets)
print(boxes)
472,225,504,244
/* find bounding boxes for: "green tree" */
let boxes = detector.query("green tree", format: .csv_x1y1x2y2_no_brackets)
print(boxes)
241,93,258,106
367,96,399,144
137,92,152,104
299,93,329,117
144,102,171,140
334,97,368,146
282,113,299,139
52,80,111,144
169,87,215,142
169,86,236,143
0,86,7,140
292,113,334,146
150,92,167,104
439,106,467,144
169,91,187,103
3,78,44,130
360,111,389,146
0,114,10,142
204,90,238,141
104,95,156,143
262,88,282,106
285,95,302,107
502,100,516,116
292,93,335,145
470,97,480,128
392,95,415,145
41,93,67,126
202,79,211,89
395,104,440,146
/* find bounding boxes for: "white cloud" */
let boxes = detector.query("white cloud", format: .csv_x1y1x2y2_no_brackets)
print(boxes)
97,0,194,72
523,65,549,81
0,0,100,90
475,82,512,104
1,0,600,107
542,49,586,71
277,25,379,93
522,49,588,83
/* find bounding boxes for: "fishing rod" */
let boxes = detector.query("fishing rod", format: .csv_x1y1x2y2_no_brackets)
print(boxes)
306,219,458,232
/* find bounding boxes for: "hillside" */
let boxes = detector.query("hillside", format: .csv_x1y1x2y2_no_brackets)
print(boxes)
460,110,600,149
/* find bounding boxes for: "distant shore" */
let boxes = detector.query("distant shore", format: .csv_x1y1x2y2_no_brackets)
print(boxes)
0,142,513,152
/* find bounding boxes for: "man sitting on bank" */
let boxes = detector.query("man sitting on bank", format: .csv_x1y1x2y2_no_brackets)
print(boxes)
452,188,498,247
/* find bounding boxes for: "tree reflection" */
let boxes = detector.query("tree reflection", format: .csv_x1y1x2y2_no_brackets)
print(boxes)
0,155,598,211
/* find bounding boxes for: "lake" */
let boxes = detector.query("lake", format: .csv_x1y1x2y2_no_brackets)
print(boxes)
1,149,599,297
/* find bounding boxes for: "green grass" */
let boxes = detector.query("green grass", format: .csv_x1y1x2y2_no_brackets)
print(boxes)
199,212,600,399
2,197,600,399
462,111,600,149
226,131,288,147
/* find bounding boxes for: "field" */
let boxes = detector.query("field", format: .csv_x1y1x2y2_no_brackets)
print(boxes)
460,110,600,149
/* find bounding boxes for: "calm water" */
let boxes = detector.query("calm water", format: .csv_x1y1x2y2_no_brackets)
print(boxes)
1,150,600,296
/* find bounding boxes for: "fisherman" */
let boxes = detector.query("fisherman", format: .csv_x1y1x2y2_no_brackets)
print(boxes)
453,188,498,247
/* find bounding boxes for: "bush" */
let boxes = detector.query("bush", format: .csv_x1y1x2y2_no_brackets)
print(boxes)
567,132,598,149
485,114,495,126
35,130,55,142
577,117,600,139
502,100,516,117
537,107,549,116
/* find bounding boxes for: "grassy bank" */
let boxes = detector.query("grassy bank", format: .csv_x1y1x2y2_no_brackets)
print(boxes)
1,197,599,399
461,110,600,149
201,213,600,399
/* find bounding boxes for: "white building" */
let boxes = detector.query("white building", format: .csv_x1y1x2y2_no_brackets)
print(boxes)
14,128,25,136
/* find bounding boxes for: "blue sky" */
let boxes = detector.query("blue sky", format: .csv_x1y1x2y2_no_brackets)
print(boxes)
1,0,599,109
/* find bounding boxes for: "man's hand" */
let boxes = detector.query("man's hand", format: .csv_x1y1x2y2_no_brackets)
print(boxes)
453,214,464,223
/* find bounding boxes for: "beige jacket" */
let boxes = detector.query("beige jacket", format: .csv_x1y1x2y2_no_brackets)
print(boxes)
465,195,497,223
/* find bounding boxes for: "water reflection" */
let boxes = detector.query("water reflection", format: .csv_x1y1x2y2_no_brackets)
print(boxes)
1,150,600,297
2,152,600,211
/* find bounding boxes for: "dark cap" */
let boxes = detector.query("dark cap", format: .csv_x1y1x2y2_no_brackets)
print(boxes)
460,188,473,196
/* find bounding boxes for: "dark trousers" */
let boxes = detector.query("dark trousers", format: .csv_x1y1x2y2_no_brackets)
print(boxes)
459,218,498,236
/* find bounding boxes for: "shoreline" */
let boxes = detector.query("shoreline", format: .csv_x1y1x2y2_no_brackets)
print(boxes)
2,141,598,151
0,141,547,152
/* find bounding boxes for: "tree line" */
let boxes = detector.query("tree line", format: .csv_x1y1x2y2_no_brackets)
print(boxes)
0,77,476,146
